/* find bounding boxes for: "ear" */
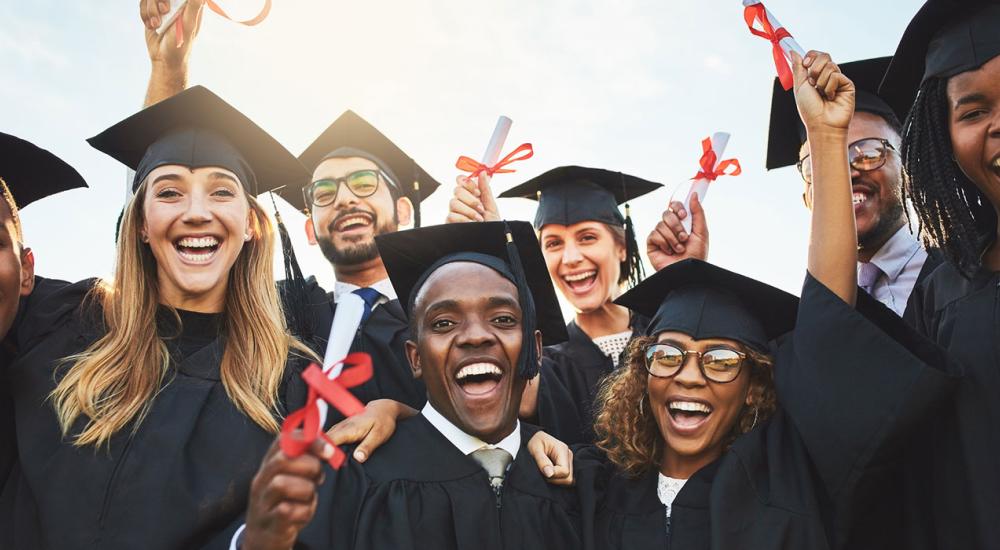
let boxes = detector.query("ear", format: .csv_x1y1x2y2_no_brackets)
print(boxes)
304,217,317,246
617,240,627,263
19,248,34,297
405,339,422,380
396,196,413,227
533,329,543,367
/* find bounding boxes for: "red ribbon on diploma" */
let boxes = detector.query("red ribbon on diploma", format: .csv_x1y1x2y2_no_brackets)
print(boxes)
456,143,534,178
693,138,742,181
174,0,272,48
279,353,373,469
744,3,795,91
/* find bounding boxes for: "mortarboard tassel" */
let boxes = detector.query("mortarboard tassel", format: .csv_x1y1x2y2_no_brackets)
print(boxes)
501,221,540,379
412,176,422,228
269,192,312,341
623,203,645,288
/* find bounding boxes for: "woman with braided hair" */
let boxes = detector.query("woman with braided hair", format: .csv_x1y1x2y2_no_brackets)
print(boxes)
878,0,1000,547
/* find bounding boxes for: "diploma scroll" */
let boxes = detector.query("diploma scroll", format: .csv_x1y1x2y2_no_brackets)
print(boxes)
482,116,513,167
156,0,187,35
316,293,366,427
742,0,805,59
679,132,731,234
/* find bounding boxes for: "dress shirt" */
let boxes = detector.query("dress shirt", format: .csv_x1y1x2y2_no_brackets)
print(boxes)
421,401,521,460
859,226,928,316
333,277,397,308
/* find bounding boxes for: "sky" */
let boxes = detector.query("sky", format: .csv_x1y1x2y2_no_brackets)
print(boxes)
2,0,923,318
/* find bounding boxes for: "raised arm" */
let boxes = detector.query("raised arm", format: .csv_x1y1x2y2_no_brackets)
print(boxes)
791,51,857,305
140,0,206,106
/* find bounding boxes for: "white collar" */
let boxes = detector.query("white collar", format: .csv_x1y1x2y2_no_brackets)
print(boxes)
421,401,521,460
867,226,922,282
333,278,398,303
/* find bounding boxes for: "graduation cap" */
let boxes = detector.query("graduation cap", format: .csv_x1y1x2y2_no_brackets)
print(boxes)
292,110,442,228
615,259,798,353
376,221,568,379
498,166,662,287
766,57,905,170
87,85,308,196
1,132,88,210
880,0,1000,119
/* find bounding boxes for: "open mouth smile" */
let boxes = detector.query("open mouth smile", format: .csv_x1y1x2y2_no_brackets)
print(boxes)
454,360,505,398
174,235,221,264
561,270,598,295
666,399,714,435
333,212,374,233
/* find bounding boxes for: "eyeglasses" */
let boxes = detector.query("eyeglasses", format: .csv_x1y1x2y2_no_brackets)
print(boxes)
643,343,746,384
797,137,897,185
303,169,391,208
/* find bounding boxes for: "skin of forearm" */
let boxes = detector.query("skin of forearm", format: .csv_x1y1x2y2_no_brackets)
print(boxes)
144,61,188,107
806,129,857,306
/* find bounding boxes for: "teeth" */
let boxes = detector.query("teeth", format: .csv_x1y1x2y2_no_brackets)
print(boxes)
563,271,596,282
177,236,219,248
178,249,216,263
992,158,1000,169
668,401,712,414
456,363,502,380
338,216,371,229
852,193,868,205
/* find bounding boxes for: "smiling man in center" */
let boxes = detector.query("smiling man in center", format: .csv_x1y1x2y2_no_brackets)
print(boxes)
240,221,579,550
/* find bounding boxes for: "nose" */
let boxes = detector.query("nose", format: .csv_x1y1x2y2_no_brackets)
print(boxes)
672,353,707,388
455,315,498,350
181,190,213,225
332,182,360,211
562,239,583,266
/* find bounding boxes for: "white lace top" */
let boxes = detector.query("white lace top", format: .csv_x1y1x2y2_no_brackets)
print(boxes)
591,330,633,368
657,473,688,518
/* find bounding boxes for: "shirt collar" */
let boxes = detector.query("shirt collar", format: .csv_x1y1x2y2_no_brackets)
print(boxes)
421,401,521,459
333,277,398,303
867,225,922,283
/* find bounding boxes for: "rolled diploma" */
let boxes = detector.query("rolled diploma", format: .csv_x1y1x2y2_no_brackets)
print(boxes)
681,132,730,233
157,0,188,34
316,292,366,428
741,0,806,60
481,116,513,166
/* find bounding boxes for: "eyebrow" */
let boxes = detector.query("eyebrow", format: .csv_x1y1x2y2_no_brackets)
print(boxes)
208,171,240,185
954,93,988,108
487,296,521,311
423,299,460,318
151,173,184,185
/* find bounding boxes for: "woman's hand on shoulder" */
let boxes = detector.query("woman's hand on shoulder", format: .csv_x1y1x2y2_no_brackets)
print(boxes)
527,431,574,486
324,399,418,463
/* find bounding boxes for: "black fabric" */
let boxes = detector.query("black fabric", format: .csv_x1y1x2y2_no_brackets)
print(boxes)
880,0,1000,122
497,166,661,229
288,110,441,213
901,261,1000,548
0,277,309,550
0,132,88,209
766,57,903,170
901,247,944,319
539,314,649,444
616,259,798,353
532,358,587,445
287,277,427,416
87,86,307,196
571,273,956,549
294,415,582,550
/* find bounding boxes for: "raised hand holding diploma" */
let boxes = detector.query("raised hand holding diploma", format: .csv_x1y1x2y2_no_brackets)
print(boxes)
450,116,534,223
743,0,806,90
676,132,741,234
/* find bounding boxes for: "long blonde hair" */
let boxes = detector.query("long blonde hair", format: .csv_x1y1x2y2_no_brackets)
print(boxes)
593,336,777,477
51,181,314,447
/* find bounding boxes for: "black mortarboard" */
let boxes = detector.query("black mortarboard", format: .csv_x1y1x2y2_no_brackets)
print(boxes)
376,221,568,379
766,57,905,170
1,132,88,210
880,0,1000,119
291,111,441,227
87,85,308,196
615,259,798,353
498,166,662,287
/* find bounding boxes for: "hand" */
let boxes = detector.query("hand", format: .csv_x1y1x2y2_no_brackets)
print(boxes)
792,50,855,137
446,174,501,223
242,436,331,550
646,194,709,271
527,431,574,486
142,0,206,71
324,399,417,463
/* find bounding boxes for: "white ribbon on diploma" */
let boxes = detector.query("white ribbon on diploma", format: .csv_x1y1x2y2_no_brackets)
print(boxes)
316,293,366,428
677,132,731,234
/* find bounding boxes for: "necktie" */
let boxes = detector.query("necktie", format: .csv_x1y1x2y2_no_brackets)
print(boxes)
857,262,884,294
352,287,381,324
470,447,513,493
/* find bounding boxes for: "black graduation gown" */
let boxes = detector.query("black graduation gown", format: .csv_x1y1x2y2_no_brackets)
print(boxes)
0,277,307,550
901,248,943,319
295,415,583,550
539,314,647,444
294,277,426,416
903,261,1000,549
572,274,955,550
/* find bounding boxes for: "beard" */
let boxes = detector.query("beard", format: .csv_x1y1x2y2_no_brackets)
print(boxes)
317,207,399,266
858,198,905,250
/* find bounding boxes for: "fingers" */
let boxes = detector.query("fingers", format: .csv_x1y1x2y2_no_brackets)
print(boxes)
142,0,165,29
476,174,500,220
547,441,574,484
790,50,808,89
651,203,687,254
449,177,486,222
688,193,708,241
527,432,558,479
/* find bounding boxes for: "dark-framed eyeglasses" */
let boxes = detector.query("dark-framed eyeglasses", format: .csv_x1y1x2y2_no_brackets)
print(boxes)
797,137,897,185
643,342,746,384
303,169,393,208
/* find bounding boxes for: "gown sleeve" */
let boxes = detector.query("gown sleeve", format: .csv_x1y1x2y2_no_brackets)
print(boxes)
534,356,587,445
774,272,958,504
10,276,97,358
293,455,370,549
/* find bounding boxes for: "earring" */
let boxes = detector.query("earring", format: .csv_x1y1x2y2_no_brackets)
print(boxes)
749,407,759,431
141,234,149,243
638,394,646,416
244,233,252,242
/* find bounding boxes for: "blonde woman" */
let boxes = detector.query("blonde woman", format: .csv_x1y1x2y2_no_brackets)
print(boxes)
0,87,318,550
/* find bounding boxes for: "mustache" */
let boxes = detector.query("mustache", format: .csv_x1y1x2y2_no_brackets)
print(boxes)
327,207,377,233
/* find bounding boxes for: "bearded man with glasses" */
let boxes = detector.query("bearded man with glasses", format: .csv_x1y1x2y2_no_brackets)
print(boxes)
766,56,941,317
